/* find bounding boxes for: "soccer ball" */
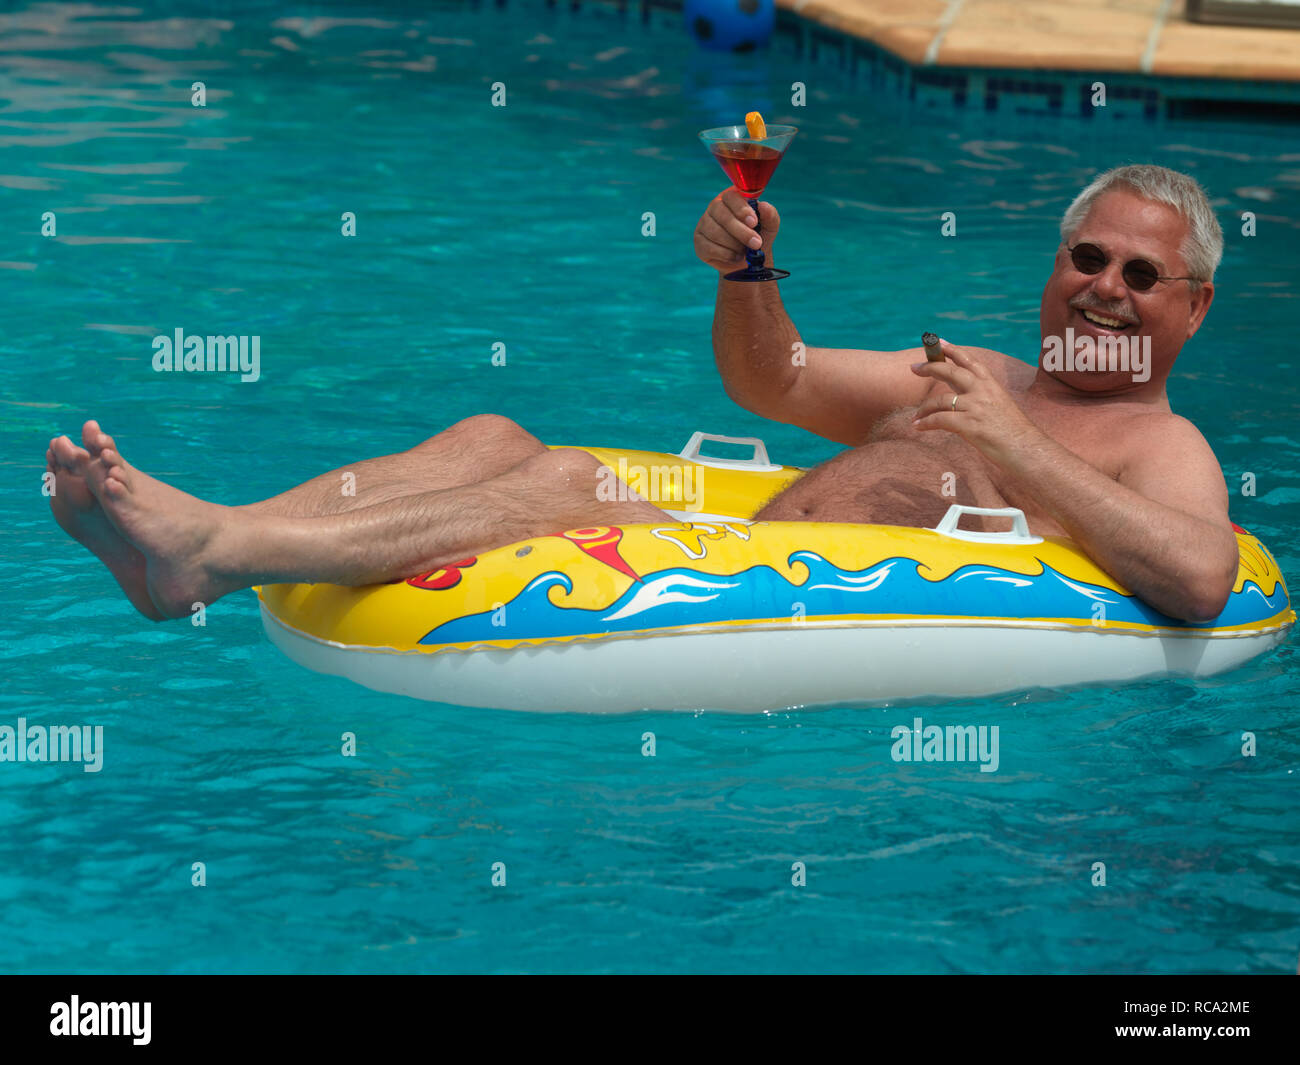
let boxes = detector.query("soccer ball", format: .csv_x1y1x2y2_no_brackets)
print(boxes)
685,0,775,53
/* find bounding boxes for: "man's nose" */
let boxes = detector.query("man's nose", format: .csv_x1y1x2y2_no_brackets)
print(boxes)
1090,262,1129,300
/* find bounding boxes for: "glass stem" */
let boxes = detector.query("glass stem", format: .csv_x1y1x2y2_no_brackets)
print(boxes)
745,197,765,273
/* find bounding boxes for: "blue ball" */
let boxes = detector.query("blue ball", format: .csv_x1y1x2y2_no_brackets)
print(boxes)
685,0,775,53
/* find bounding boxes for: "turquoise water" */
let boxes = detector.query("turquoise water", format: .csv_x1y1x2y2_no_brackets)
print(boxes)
2,0,1298,973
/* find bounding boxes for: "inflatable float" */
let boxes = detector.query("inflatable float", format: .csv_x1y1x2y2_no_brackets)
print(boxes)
257,432,1295,713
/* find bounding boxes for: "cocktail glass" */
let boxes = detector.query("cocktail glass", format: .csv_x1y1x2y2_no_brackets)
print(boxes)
698,123,796,282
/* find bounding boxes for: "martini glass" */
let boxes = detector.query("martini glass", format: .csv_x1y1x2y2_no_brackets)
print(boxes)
699,123,796,282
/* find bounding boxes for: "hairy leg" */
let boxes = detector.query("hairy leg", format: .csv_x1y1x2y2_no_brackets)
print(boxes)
83,440,668,618
50,414,552,620
52,415,552,620
247,413,550,517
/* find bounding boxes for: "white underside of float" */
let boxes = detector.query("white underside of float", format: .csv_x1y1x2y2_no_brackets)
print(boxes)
259,603,1289,713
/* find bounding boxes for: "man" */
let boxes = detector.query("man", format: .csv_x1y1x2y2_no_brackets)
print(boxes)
47,164,1236,625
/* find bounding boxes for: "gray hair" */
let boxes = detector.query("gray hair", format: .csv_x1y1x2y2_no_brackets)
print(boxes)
1059,164,1223,283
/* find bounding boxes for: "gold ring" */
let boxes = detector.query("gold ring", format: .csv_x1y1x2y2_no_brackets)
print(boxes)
950,394,959,411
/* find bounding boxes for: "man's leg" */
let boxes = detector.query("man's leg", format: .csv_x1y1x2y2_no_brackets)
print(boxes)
50,415,551,620
245,414,550,517
82,439,669,619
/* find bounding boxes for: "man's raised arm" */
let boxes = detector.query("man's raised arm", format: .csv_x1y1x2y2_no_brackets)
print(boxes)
695,189,935,445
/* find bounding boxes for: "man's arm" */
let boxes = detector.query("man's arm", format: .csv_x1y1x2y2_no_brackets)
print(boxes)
697,190,940,443
999,417,1238,622
912,345,1239,623
718,325,938,445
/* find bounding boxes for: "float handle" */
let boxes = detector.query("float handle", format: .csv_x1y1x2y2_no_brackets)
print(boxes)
678,431,780,472
933,505,1043,545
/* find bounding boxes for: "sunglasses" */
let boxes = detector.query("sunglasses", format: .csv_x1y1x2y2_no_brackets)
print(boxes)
1066,242,1199,291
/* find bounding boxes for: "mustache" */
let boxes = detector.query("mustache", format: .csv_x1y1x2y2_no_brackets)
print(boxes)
1070,296,1139,325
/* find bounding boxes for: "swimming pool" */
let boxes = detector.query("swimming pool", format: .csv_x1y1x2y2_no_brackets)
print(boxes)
2,0,1298,973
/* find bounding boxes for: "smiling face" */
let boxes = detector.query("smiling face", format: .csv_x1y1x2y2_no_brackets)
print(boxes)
1038,186,1214,396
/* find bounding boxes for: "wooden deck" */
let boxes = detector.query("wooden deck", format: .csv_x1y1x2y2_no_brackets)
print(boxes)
779,0,1300,81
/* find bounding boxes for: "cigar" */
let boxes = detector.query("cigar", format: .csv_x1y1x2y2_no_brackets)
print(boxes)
921,332,945,362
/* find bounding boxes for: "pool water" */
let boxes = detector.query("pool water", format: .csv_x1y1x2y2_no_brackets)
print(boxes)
1,0,1298,973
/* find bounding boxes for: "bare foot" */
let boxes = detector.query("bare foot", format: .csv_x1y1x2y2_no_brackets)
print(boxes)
79,423,247,619
48,425,165,621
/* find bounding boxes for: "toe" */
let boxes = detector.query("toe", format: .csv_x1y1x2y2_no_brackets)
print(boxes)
83,421,116,454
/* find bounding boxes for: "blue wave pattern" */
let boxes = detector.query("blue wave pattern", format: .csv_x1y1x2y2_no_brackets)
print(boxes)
418,552,1289,645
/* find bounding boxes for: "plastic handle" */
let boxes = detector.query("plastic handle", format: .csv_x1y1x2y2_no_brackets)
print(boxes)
932,505,1042,544
677,431,778,471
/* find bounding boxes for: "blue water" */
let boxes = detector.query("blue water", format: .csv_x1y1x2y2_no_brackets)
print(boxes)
2,0,1298,973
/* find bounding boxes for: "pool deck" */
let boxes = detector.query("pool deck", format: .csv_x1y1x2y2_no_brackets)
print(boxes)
779,0,1300,81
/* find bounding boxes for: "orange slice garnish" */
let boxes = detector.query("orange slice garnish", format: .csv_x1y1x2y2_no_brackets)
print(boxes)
745,111,767,139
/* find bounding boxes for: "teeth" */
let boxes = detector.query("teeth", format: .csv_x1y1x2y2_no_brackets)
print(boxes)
1081,309,1127,328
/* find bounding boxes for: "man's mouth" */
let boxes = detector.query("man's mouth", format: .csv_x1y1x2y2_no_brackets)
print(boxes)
1074,307,1136,333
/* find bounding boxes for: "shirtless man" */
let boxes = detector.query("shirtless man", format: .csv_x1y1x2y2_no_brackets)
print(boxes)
47,164,1236,625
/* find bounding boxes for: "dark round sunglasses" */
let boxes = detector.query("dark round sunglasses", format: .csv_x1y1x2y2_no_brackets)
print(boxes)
1066,242,1200,291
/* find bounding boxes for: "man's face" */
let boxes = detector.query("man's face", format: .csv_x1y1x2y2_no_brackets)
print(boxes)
1039,187,1214,393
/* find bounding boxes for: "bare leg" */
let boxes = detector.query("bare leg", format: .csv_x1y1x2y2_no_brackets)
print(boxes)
247,414,549,517
48,415,548,619
82,439,669,618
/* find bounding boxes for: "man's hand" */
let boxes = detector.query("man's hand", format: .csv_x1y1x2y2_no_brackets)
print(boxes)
906,336,1237,622
694,189,780,275
908,338,1042,466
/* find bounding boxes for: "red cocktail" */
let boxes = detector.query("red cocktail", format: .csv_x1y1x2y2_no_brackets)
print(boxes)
699,122,797,282
710,142,784,199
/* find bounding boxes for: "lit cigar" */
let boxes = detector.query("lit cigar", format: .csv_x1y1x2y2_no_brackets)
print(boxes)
921,332,944,362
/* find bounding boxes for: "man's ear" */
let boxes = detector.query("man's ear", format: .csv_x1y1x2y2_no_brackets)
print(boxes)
1186,281,1214,339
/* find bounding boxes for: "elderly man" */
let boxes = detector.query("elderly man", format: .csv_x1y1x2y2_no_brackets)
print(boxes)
48,164,1235,625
